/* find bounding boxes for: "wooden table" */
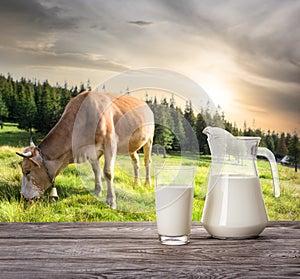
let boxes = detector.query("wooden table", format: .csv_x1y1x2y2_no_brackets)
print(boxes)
0,221,299,278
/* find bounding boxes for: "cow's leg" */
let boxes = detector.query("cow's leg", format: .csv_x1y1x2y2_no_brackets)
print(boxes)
130,151,140,186
104,139,117,209
89,158,103,196
143,138,153,186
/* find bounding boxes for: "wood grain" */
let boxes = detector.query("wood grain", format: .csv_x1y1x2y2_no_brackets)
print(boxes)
0,221,299,278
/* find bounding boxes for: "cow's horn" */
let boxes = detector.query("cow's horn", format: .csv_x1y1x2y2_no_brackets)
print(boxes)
16,151,32,158
30,137,35,147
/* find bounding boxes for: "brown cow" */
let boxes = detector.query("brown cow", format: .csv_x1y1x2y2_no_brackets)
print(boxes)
17,91,154,209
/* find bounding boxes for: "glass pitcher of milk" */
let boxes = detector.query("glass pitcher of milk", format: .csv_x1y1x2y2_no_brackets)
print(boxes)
201,126,280,239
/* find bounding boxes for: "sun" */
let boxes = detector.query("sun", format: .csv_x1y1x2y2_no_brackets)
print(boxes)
197,77,234,112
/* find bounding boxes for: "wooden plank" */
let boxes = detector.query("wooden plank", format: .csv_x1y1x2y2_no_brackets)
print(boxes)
0,221,299,278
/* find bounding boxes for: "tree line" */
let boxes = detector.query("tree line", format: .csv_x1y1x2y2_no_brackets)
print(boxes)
0,74,299,171
0,74,90,134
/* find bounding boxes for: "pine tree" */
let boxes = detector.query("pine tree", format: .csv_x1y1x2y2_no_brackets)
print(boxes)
204,101,212,125
0,93,8,128
195,113,208,154
170,107,185,151
87,79,92,91
34,81,57,134
58,82,72,115
288,133,300,172
212,105,224,127
276,133,288,159
79,83,86,93
272,131,279,153
152,103,174,157
16,81,37,132
3,74,17,121
183,100,196,151
265,130,275,154
71,86,79,98
224,120,240,136
285,133,292,148
184,101,195,127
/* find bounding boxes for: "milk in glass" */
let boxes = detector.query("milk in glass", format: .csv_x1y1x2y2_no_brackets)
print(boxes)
156,185,194,236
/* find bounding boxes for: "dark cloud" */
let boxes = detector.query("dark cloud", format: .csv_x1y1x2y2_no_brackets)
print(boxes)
0,0,77,31
237,56,300,84
1,0,55,16
235,78,300,121
0,0,79,52
127,20,153,26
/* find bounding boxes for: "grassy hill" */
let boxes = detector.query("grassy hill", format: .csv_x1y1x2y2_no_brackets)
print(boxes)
0,123,299,222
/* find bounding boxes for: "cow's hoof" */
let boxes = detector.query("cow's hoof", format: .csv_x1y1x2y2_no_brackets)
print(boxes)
144,180,151,187
134,178,141,187
93,189,103,197
106,198,117,210
110,203,117,210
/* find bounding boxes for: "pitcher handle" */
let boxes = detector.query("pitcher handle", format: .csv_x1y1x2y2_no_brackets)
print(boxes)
257,147,280,197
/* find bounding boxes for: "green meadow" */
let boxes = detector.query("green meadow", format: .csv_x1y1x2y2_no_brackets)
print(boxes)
0,123,299,222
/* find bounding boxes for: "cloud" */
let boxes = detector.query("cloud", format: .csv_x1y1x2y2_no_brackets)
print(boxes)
154,0,300,84
0,0,299,132
0,0,78,32
127,20,153,26
234,78,300,121
0,0,79,51
156,0,300,130
237,56,300,84
0,44,129,73
0,0,133,73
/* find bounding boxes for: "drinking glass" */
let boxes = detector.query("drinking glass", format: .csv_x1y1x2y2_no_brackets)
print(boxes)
155,166,195,245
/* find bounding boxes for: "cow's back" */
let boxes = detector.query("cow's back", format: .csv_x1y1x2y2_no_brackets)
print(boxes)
105,94,154,153
40,91,154,160
70,92,154,155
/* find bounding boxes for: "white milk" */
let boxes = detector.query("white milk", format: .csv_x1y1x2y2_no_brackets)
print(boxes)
156,185,194,236
202,175,268,238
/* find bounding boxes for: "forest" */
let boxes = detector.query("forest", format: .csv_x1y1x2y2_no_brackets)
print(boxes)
0,74,299,170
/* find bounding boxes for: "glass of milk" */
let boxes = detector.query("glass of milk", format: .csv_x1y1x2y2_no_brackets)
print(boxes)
155,166,195,245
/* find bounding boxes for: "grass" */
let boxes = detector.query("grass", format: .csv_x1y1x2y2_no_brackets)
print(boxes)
0,123,299,222
0,123,31,147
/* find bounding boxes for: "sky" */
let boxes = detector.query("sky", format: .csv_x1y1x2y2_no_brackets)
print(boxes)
0,0,299,134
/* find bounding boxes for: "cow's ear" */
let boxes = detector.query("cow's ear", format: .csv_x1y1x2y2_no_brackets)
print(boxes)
29,157,41,167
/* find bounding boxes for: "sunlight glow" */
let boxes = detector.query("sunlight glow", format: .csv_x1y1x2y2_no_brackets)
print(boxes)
198,77,234,112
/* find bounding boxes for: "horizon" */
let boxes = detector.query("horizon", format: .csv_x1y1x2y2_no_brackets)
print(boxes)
0,0,299,134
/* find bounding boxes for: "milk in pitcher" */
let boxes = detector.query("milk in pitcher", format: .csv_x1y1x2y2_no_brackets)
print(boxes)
202,175,268,239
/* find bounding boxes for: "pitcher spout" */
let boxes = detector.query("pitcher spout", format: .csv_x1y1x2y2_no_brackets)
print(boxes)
202,126,236,157
202,126,212,136
203,126,235,139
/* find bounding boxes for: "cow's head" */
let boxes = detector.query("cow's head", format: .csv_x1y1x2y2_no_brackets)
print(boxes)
16,145,51,200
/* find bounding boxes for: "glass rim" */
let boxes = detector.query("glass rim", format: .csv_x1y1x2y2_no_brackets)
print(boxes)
154,166,196,177
154,166,196,187
154,166,196,171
